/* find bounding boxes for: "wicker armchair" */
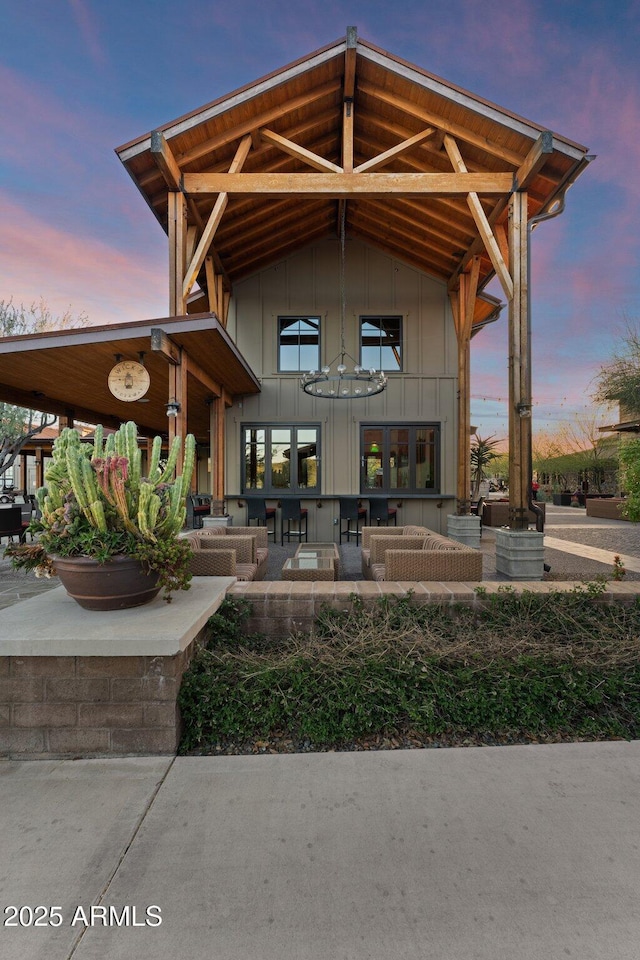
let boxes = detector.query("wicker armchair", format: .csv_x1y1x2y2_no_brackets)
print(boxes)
365,530,482,582
187,534,259,581
185,526,268,579
360,526,429,578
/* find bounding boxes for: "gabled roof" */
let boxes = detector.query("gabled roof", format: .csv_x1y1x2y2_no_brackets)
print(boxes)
116,29,592,326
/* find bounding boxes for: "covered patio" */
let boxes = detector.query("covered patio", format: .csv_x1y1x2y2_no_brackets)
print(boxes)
0,312,260,498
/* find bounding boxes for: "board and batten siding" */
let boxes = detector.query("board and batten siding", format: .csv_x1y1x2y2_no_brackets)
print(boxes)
224,238,458,536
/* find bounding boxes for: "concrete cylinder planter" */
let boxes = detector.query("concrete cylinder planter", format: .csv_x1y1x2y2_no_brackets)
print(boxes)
52,555,161,611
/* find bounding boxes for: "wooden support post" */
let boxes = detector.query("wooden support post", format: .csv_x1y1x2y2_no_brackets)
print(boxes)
507,191,531,530
204,256,218,315
167,349,187,451
210,396,226,515
450,261,478,516
19,452,27,496
168,191,188,316
34,447,44,491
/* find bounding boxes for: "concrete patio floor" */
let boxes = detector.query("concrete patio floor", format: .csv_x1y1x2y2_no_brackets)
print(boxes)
2,504,639,611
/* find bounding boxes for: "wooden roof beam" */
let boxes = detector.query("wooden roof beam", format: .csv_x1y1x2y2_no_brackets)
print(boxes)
183,171,514,197
363,197,473,249
354,127,437,173
514,131,554,191
176,79,341,166
260,128,342,173
0,384,154,434
151,327,222,398
150,131,183,190
443,134,514,300
228,222,333,278
344,26,357,99
358,80,524,168
150,131,205,233
182,135,252,299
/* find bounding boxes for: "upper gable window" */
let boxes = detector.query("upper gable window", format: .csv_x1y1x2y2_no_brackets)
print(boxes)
360,316,402,372
278,316,320,372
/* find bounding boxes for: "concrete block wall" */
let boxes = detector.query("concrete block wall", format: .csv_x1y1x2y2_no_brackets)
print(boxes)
0,648,197,758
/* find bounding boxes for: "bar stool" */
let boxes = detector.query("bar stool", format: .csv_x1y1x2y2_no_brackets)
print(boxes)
367,497,398,526
281,499,308,545
245,497,276,540
338,497,367,544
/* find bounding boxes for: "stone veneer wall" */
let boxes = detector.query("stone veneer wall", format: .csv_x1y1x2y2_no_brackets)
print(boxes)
0,646,198,758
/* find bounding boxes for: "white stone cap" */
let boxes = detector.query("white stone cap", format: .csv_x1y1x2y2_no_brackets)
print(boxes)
0,578,234,658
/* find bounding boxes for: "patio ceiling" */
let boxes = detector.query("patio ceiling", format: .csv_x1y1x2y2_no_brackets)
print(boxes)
0,314,260,443
116,29,592,325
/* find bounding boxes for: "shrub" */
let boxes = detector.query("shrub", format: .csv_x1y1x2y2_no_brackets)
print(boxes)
178,587,640,753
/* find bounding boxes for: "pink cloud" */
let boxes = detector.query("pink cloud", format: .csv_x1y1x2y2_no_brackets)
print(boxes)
0,193,166,325
67,0,108,69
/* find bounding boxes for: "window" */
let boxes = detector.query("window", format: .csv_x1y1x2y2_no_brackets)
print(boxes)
360,316,402,372
361,424,439,494
278,316,320,372
242,424,320,494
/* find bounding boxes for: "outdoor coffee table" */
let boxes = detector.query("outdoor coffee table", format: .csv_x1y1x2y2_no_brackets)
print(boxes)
282,556,336,581
295,542,340,578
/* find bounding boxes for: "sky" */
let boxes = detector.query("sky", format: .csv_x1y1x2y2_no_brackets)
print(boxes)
1,0,639,440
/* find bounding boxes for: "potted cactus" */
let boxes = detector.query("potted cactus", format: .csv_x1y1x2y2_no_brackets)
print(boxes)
5,421,195,609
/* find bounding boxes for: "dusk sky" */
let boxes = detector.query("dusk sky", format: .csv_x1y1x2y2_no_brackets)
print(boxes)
2,0,639,439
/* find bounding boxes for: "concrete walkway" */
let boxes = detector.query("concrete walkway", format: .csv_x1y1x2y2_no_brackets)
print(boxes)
2,742,640,959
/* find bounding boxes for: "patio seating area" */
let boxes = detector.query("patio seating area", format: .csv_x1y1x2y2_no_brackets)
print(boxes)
360,526,483,582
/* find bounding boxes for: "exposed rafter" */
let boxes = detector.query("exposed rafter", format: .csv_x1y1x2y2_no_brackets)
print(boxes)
116,28,591,312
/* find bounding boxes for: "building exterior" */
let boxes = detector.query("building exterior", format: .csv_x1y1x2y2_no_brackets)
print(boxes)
0,29,592,543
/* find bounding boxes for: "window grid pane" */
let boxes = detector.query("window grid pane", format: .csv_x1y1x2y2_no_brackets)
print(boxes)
278,317,320,372
360,424,439,495
242,424,320,495
360,317,402,372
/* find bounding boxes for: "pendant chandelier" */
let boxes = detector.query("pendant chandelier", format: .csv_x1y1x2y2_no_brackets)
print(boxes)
300,208,387,400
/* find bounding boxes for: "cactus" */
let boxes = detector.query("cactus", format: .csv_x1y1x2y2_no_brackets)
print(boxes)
39,421,196,546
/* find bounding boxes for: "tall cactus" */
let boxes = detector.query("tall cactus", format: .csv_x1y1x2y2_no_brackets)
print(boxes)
39,422,196,545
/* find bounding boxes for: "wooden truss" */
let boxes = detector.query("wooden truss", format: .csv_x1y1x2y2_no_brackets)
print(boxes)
121,27,592,523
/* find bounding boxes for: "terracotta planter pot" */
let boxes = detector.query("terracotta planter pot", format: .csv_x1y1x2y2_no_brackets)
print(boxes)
52,555,161,611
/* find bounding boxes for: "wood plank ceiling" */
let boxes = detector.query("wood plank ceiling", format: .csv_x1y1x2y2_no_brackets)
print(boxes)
116,29,592,328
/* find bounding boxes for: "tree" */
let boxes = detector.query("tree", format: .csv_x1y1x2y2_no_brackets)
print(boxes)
619,437,640,521
544,408,616,494
594,319,640,419
470,434,502,498
0,299,88,486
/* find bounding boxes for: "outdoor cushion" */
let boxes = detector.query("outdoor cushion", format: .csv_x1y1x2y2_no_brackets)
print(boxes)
198,535,256,564
370,535,427,566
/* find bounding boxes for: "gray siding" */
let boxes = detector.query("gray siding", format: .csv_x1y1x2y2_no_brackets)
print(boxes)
224,238,458,537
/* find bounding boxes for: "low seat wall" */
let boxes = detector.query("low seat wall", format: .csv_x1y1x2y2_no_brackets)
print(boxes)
228,579,640,638
585,498,629,521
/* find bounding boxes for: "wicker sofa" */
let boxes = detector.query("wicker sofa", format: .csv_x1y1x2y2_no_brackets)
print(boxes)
361,526,483,582
185,527,268,581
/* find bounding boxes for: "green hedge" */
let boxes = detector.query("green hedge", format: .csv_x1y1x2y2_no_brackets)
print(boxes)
178,589,640,752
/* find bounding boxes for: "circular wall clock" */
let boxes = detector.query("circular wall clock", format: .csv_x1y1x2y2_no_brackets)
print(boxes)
107,360,150,402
